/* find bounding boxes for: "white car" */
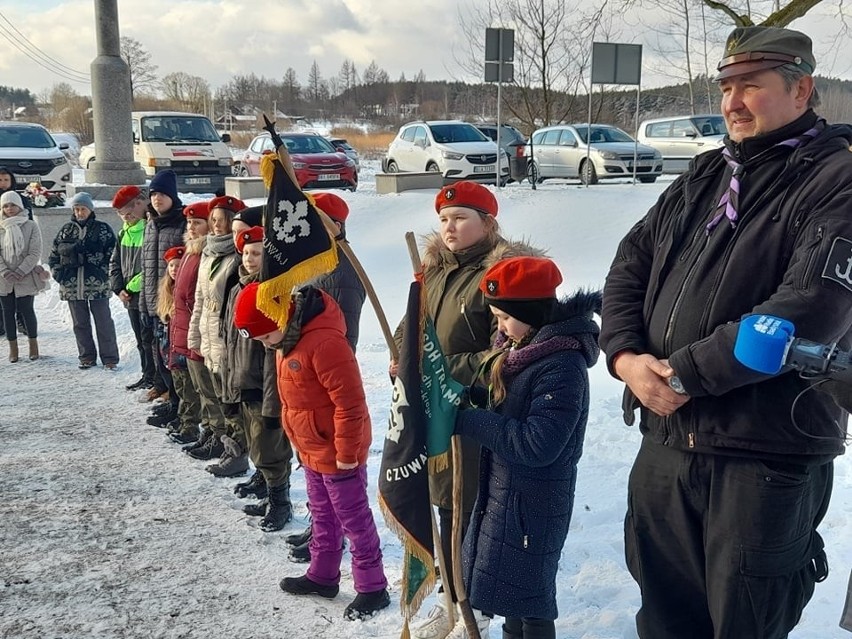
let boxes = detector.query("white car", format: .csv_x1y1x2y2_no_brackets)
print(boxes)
526,124,663,185
0,121,73,192
637,115,726,173
384,120,509,183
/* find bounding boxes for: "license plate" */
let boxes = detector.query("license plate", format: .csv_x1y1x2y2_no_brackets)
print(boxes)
185,177,211,185
17,174,41,183
473,165,494,173
317,174,340,181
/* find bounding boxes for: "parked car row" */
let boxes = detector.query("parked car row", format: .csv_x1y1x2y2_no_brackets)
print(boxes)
636,114,726,173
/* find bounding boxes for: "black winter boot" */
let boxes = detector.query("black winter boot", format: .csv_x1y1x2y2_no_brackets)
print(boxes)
285,524,312,547
187,432,225,460
183,427,211,453
243,498,268,517
234,470,267,499
260,482,293,532
279,574,338,599
288,540,311,563
147,407,178,428
344,588,391,620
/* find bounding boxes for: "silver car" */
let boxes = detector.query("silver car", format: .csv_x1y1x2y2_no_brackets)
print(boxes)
637,115,726,173
526,124,663,185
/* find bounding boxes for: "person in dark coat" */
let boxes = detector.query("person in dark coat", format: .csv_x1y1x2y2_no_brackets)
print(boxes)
453,257,599,639
140,169,185,408
48,192,119,369
600,26,852,639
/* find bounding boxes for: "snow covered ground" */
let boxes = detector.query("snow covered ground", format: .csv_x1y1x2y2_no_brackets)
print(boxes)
1,164,850,638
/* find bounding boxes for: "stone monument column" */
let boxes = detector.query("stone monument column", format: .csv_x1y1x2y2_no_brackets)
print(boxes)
84,0,146,186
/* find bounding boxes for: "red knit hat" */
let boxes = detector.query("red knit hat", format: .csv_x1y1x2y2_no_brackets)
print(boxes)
183,201,209,219
235,226,264,254
234,282,279,338
312,192,349,223
163,246,185,263
112,185,142,210
435,181,498,217
480,257,562,300
208,195,246,215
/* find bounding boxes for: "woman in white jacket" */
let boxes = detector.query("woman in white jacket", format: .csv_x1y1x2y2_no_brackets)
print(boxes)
0,191,46,362
187,196,245,476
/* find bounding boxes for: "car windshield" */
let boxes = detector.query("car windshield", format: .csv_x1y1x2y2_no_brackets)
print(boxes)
574,126,634,144
141,116,220,142
281,135,336,154
429,124,488,144
0,126,56,148
691,116,727,135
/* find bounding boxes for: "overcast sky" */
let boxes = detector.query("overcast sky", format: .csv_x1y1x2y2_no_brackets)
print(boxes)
2,0,850,101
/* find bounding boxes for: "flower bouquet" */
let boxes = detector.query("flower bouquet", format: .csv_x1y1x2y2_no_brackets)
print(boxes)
24,181,65,208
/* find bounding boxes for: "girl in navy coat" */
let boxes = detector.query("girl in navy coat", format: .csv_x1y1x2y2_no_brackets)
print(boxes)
453,256,601,639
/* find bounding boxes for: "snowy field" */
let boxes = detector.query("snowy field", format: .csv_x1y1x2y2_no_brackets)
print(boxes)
1,164,850,638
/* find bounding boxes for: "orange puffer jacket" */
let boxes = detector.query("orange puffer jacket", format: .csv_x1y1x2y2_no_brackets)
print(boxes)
276,291,371,474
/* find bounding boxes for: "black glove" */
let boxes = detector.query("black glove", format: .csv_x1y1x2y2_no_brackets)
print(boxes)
222,402,241,418
57,241,83,267
262,416,281,430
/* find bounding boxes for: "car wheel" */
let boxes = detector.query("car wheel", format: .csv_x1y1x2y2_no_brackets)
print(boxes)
580,160,598,185
638,176,658,184
386,160,399,173
527,160,543,184
239,165,250,177
231,162,241,177
85,157,95,169
426,162,441,173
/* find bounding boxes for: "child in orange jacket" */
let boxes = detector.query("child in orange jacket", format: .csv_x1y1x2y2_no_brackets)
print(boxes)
234,281,389,621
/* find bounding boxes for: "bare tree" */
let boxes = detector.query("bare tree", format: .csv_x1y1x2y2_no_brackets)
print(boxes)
454,0,612,131
120,37,158,101
282,68,301,109
306,60,328,103
161,72,210,113
701,0,828,27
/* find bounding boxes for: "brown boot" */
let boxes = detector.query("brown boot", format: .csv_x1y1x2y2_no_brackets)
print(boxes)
28,338,38,361
8,340,18,363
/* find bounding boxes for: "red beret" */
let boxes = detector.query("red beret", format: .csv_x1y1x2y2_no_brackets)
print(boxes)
163,246,185,263
234,282,279,338
208,195,246,215
235,226,264,254
480,257,562,300
312,192,349,223
112,185,142,210
435,181,498,218
183,201,209,219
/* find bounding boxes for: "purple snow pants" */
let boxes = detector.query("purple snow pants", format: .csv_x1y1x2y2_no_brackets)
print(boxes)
304,465,387,594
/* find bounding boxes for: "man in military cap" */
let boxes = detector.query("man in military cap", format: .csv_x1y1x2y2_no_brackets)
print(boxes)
600,25,852,638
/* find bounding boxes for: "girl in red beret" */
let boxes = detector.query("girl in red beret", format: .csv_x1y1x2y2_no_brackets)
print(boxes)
401,181,545,639
450,257,601,639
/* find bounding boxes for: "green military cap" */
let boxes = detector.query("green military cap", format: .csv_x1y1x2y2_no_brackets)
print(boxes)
716,26,816,81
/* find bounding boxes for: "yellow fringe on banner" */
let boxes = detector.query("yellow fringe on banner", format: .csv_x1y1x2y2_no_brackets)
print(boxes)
260,152,277,189
377,493,437,638
256,243,338,330
428,451,449,474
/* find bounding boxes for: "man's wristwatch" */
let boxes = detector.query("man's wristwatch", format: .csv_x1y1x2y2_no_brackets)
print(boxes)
668,375,687,395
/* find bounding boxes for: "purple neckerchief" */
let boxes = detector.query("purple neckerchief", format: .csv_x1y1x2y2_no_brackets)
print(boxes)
706,120,825,234
493,330,583,380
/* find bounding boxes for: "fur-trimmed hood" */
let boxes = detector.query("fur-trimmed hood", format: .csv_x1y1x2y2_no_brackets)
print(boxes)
421,231,547,272
184,234,207,255
533,289,602,368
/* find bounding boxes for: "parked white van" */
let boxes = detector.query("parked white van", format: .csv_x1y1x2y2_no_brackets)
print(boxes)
637,115,726,173
81,112,233,192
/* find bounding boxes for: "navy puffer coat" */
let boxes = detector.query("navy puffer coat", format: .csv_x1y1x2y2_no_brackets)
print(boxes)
454,290,601,620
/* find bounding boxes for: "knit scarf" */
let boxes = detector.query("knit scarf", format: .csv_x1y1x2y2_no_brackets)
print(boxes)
493,330,583,381
0,214,27,262
706,119,826,234
203,232,235,258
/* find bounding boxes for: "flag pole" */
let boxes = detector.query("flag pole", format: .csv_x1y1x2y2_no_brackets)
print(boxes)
405,232,482,638
263,113,399,361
